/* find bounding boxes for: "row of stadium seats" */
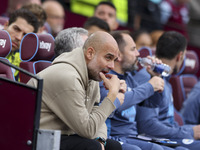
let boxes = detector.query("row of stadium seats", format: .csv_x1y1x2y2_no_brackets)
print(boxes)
0,29,60,150
0,29,54,83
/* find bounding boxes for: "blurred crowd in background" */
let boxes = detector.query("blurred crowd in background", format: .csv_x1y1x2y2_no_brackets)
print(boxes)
0,0,200,77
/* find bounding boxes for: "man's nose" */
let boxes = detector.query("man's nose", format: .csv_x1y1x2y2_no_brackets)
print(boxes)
15,33,23,41
135,49,140,56
101,14,109,22
108,61,114,70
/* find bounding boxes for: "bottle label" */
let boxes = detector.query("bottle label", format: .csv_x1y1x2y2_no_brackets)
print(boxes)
153,64,165,74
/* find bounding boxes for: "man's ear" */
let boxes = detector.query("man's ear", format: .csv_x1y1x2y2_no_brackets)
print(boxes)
117,51,122,62
85,47,95,60
176,51,184,62
4,21,9,30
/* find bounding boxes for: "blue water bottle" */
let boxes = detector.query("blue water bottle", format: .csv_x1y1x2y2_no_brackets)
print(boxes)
138,57,171,77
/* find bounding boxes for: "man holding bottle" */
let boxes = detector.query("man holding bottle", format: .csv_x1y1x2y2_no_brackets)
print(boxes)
99,31,184,150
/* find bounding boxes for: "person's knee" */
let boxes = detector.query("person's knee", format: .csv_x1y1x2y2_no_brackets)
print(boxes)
121,143,141,150
151,143,164,150
106,139,123,150
175,146,189,150
86,139,102,150
60,135,102,150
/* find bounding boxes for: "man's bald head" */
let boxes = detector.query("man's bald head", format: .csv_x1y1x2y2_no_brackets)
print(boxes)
42,0,63,11
83,31,118,53
42,0,65,36
84,31,119,81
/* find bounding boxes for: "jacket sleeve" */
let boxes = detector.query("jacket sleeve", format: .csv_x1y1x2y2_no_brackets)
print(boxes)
117,82,154,112
99,81,121,109
90,104,108,139
41,73,116,139
100,79,156,114
181,87,200,125
49,88,115,139
136,106,194,139
95,122,107,139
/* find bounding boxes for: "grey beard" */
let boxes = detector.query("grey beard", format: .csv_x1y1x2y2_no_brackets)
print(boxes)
123,64,138,73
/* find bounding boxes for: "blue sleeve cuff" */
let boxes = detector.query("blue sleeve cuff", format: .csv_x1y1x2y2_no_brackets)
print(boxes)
114,98,121,108
144,82,154,94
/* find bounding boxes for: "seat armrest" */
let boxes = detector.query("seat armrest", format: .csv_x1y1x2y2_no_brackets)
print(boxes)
36,129,61,150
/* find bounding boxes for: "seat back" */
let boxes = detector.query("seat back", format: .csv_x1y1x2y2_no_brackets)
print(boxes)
169,50,199,111
137,46,153,71
138,46,153,57
0,29,15,80
0,16,8,30
174,108,184,126
0,29,12,57
0,58,15,80
19,33,55,83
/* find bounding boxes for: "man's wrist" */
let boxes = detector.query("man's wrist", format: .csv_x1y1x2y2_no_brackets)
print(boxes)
95,137,106,147
107,91,117,103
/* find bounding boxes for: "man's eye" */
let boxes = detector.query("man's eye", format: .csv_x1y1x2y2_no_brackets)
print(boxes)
99,12,104,15
131,47,136,51
13,27,20,31
106,56,112,60
109,14,114,18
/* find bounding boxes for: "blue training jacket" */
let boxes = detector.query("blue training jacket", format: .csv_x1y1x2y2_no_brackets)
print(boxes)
136,71,194,139
181,81,200,125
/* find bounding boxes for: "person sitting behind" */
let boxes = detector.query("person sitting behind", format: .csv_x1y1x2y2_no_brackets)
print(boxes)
83,16,110,35
42,0,65,37
21,3,47,33
54,27,88,57
94,1,118,31
5,8,39,81
131,30,152,50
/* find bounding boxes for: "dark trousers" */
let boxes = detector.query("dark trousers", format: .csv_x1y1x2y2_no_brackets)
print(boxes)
60,135,122,150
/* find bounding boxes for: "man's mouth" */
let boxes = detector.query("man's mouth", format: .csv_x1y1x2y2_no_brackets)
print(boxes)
135,60,138,65
12,42,18,49
101,71,109,75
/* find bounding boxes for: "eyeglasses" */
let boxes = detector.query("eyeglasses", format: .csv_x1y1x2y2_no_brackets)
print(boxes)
48,15,65,20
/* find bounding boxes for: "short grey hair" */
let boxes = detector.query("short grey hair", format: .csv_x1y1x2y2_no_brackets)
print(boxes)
54,27,88,57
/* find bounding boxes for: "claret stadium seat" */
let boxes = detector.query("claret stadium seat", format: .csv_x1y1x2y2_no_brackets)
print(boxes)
169,50,199,111
0,31,60,149
19,32,55,83
0,16,8,30
137,46,153,71
0,29,15,80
